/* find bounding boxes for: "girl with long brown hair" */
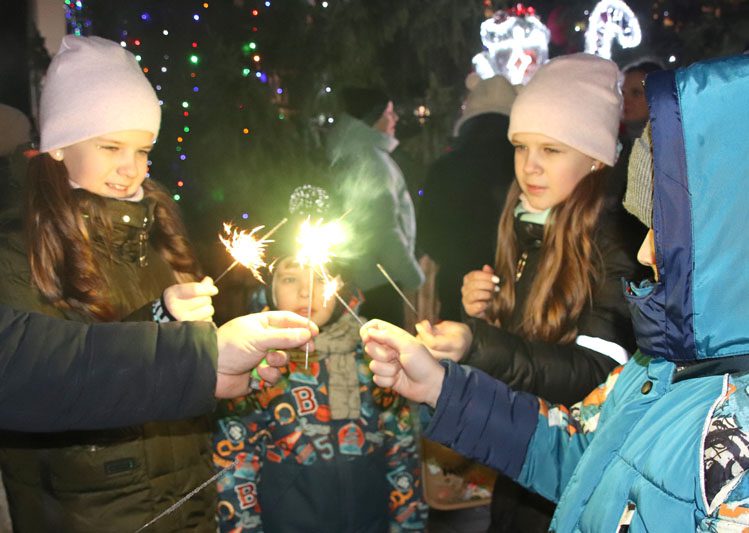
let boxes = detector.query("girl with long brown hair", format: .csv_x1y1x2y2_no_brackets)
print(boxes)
0,36,217,531
415,54,642,532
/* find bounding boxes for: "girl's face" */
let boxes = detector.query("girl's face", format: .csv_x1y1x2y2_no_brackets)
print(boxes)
512,132,600,211
273,257,335,328
54,130,154,199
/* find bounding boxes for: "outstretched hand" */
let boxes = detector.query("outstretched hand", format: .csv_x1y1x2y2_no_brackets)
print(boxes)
415,320,472,363
163,277,218,322
360,319,445,408
215,310,318,398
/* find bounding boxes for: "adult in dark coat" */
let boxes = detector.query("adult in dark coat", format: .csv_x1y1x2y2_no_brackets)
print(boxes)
0,305,314,432
418,74,517,321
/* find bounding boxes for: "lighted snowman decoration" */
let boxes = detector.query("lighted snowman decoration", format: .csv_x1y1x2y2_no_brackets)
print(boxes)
472,4,550,86
584,0,642,59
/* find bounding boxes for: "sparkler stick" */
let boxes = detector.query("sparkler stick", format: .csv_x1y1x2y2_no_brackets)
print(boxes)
214,218,288,284
375,263,417,314
304,265,314,368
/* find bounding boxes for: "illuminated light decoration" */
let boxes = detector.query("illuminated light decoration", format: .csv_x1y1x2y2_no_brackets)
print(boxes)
276,88,283,94
322,1,329,7
181,101,190,108
173,194,181,201
252,9,259,16
325,86,332,93
472,5,550,85
414,104,431,125
183,111,189,117
158,100,164,105
583,0,642,59
193,14,200,21
192,42,199,48
180,154,187,160
134,39,141,46
253,55,261,62
177,180,184,187
143,67,149,73
242,68,251,76
243,128,250,134
265,1,271,6
120,41,127,47
203,2,209,7
162,30,169,36
176,146,182,152
193,86,199,92
161,66,167,72
183,127,190,133
135,55,142,62
140,12,151,22
668,55,677,63
189,54,199,65
177,136,183,142
64,0,91,36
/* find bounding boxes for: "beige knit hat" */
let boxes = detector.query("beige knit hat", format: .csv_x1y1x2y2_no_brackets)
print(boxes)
623,122,654,228
508,53,622,166
453,73,518,136
40,36,161,153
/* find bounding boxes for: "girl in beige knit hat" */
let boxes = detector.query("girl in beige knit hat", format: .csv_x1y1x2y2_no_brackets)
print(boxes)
414,53,642,532
0,36,217,531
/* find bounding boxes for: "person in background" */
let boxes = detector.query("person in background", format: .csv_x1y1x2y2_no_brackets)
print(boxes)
417,74,517,322
327,87,424,327
0,36,216,531
363,52,749,533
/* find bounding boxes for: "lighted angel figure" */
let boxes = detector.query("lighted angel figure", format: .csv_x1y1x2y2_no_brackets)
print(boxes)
472,4,550,86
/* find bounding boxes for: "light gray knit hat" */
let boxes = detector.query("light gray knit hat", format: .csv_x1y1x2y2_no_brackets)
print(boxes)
623,122,654,228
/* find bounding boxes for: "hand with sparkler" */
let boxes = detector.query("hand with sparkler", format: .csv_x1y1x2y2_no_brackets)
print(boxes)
361,319,446,408
414,320,472,363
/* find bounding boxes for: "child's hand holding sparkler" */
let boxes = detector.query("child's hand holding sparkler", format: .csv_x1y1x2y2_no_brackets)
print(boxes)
415,320,472,363
163,276,218,322
361,319,445,407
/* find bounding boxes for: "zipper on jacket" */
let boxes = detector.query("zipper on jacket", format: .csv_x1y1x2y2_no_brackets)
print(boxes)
138,230,148,267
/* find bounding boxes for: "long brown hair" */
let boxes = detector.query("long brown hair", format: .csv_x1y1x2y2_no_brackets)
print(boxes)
24,153,201,319
487,169,606,344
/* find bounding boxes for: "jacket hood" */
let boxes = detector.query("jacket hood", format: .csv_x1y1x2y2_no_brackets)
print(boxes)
627,54,749,362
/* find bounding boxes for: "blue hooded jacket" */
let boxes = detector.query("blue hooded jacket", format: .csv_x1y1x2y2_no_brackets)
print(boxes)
423,54,749,531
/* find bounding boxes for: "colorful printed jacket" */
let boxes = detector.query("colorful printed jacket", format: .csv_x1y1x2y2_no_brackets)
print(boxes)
423,54,749,532
213,313,428,532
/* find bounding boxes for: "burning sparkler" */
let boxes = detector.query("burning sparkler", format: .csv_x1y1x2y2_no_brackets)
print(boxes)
215,218,288,284
295,217,348,367
317,267,364,326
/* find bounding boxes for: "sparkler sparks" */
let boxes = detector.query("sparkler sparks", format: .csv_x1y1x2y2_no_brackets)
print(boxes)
215,218,288,284
295,217,348,367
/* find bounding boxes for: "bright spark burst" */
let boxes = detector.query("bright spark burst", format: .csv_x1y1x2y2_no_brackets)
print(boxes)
218,222,269,282
295,218,346,268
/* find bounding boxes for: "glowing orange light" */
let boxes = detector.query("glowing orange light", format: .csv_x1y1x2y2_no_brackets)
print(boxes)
177,180,184,187
253,55,260,62
252,9,259,16
203,2,209,7
177,136,183,142
219,223,269,283
143,67,149,73
242,128,250,134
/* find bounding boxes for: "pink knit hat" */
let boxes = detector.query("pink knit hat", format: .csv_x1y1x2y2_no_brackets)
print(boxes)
39,36,161,153
508,53,622,166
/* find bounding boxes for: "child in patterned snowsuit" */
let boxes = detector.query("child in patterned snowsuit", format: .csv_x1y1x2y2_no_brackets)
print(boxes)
213,255,428,532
